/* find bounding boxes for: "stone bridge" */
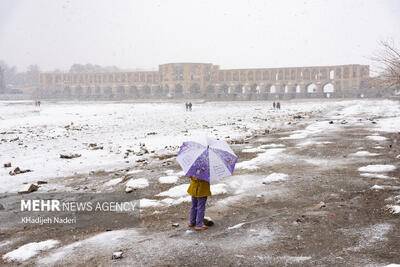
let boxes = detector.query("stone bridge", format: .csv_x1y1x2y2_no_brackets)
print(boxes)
38,63,370,99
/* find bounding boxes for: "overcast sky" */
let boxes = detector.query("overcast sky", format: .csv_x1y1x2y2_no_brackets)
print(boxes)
0,0,399,72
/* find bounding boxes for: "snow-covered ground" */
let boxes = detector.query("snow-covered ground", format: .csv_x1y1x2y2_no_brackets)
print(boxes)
0,100,328,192
1,99,399,193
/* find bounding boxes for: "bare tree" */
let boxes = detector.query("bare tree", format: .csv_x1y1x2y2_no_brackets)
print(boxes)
371,40,400,88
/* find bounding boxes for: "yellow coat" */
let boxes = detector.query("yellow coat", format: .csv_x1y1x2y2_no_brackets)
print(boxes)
187,177,211,197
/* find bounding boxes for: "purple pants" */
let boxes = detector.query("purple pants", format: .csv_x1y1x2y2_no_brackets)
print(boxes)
190,196,207,227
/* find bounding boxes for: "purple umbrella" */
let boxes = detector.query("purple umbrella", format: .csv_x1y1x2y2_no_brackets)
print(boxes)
177,137,237,183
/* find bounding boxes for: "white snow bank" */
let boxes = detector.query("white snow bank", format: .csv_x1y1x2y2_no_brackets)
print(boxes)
297,140,332,147
242,147,265,153
358,165,396,173
164,169,185,176
281,121,338,140
3,240,59,262
263,173,288,183
158,175,179,184
140,198,164,208
211,183,228,195
376,117,400,133
161,196,191,206
126,169,143,175
228,222,246,230
360,173,391,179
366,135,388,141
386,205,400,214
371,185,384,190
236,148,285,170
281,131,308,139
156,184,189,198
126,178,149,189
103,177,123,187
350,151,379,157
260,143,285,148
37,229,139,265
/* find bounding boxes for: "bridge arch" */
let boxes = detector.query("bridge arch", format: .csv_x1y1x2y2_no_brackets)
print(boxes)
104,87,113,97
306,83,317,93
175,84,183,95
154,85,163,95
95,86,101,96
270,85,277,94
206,84,215,94
129,86,139,97
235,84,243,94
142,85,151,96
220,84,229,94
75,86,83,96
64,86,71,96
86,87,92,96
281,84,289,94
117,86,126,96
250,83,258,94
190,83,201,94
322,83,334,93
322,82,335,98
295,84,301,93
163,84,169,95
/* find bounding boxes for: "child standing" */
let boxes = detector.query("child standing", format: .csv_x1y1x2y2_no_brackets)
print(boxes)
187,176,211,231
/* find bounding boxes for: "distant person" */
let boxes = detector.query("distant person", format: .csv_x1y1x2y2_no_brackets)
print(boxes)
273,101,276,110
188,102,192,111
277,101,281,110
38,101,41,107
185,102,189,111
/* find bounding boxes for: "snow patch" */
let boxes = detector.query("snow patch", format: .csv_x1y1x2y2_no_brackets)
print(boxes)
211,183,228,195
386,205,400,214
350,151,379,157
228,222,246,230
263,173,288,183
158,175,179,184
236,148,285,170
156,184,189,198
140,198,164,208
103,177,123,187
358,165,396,173
371,185,384,190
3,240,59,262
161,196,191,206
126,169,143,175
242,147,265,153
126,178,149,189
376,117,400,133
360,173,391,179
260,143,285,148
366,135,388,141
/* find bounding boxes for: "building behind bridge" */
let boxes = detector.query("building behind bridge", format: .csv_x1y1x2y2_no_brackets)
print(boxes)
37,63,370,100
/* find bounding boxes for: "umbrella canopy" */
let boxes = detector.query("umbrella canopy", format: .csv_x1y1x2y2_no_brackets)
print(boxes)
177,137,237,183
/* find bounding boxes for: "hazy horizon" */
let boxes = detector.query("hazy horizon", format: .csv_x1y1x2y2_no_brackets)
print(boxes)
0,0,399,72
